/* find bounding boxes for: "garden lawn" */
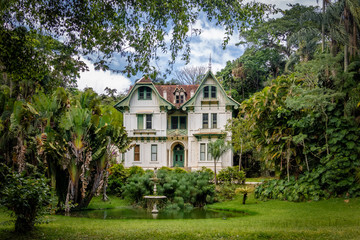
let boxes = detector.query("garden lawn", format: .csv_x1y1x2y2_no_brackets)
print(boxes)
0,194,359,240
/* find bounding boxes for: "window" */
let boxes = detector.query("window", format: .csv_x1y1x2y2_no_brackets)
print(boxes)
200,143,206,161
211,86,216,98
171,116,187,129
171,116,178,129
151,145,157,161
138,87,151,100
134,145,140,161
137,114,144,129
179,116,186,129
175,94,179,103
180,94,184,103
202,113,209,129
203,86,209,98
146,114,152,129
207,144,212,161
212,113,217,128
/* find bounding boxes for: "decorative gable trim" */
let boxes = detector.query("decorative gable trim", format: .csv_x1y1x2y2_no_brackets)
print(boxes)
114,78,174,112
181,71,240,111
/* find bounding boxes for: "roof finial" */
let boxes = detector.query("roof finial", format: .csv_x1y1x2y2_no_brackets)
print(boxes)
208,54,212,71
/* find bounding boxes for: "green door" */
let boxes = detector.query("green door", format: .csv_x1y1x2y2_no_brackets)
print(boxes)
173,144,184,167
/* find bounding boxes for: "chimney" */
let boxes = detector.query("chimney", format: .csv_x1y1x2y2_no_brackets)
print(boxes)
190,90,194,97
163,90,167,100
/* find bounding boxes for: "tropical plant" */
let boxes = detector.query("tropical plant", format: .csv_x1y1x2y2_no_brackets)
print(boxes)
208,139,231,185
0,164,51,233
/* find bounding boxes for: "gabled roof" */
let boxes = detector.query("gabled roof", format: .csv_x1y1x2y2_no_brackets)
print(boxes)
154,84,198,108
114,79,174,112
181,71,240,110
114,71,239,112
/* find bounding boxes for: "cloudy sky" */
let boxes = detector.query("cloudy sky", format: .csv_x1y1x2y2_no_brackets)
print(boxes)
78,0,319,94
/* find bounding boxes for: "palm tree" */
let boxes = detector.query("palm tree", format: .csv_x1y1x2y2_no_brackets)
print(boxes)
208,139,231,185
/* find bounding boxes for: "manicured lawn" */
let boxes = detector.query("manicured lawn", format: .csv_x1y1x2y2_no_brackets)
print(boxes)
1,194,359,240
246,177,277,182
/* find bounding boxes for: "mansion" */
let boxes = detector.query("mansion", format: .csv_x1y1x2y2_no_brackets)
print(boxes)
114,71,239,171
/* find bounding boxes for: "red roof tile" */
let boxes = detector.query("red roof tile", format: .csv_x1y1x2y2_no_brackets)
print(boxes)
154,84,199,108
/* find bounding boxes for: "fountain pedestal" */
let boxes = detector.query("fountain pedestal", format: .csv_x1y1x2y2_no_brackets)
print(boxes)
144,168,167,214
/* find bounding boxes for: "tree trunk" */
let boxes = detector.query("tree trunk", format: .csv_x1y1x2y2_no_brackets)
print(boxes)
344,44,349,72
321,0,325,52
242,193,247,205
239,140,243,171
214,159,218,185
303,139,310,172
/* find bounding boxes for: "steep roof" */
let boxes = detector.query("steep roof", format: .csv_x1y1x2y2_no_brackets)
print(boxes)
114,71,239,112
154,84,199,108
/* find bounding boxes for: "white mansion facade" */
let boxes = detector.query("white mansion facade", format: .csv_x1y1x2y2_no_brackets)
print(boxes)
114,71,239,171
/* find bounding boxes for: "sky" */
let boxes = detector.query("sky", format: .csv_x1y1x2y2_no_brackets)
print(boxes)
78,0,319,95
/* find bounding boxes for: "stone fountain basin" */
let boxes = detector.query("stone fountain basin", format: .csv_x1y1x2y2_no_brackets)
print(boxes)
144,196,167,199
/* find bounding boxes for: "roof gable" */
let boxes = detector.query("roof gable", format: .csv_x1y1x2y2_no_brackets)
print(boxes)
181,71,240,110
114,80,174,112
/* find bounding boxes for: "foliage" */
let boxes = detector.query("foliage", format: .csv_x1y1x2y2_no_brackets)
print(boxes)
208,139,231,185
0,164,51,233
215,184,238,202
107,164,129,196
121,172,154,206
122,169,215,209
174,66,207,85
1,0,272,75
235,186,252,204
217,167,246,184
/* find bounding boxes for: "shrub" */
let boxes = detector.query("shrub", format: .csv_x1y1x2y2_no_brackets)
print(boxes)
121,172,153,205
128,166,145,177
122,169,215,209
197,167,214,178
0,165,51,233
216,184,237,201
107,164,129,196
217,166,245,184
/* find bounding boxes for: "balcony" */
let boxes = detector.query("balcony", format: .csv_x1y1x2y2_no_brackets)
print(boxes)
167,129,188,137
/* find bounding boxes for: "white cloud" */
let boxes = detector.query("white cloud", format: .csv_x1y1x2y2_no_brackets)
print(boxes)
78,58,132,94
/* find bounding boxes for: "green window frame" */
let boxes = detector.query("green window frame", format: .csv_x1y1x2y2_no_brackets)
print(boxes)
138,86,152,100
137,114,144,129
171,116,187,129
211,86,216,98
200,143,206,161
203,86,209,98
212,113,217,128
202,113,209,129
151,144,157,161
146,114,152,129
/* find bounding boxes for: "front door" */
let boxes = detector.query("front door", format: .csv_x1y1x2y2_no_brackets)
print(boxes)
173,144,184,167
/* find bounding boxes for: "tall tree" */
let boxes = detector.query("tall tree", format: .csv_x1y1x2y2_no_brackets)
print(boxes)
174,66,207,85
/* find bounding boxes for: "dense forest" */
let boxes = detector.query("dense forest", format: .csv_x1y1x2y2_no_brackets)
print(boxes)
220,2,360,201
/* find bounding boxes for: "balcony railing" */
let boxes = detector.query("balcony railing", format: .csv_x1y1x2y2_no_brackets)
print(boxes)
167,129,188,136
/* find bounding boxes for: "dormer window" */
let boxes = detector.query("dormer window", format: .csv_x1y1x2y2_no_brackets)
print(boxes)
138,86,152,100
174,88,186,104
203,86,216,99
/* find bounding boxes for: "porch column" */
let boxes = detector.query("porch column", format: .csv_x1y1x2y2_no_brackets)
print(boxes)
185,149,188,168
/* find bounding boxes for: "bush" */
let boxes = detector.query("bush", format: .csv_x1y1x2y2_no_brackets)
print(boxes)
0,165,51,233
121,172,153,205
107,164,129,196
216,184,237,201
217,166,245,184
122,169,215,209
128,166,145,177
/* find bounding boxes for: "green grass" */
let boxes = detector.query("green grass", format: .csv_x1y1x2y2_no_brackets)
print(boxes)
1,194,359,240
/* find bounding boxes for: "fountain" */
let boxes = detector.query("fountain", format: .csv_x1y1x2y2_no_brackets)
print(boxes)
144,168,167,214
